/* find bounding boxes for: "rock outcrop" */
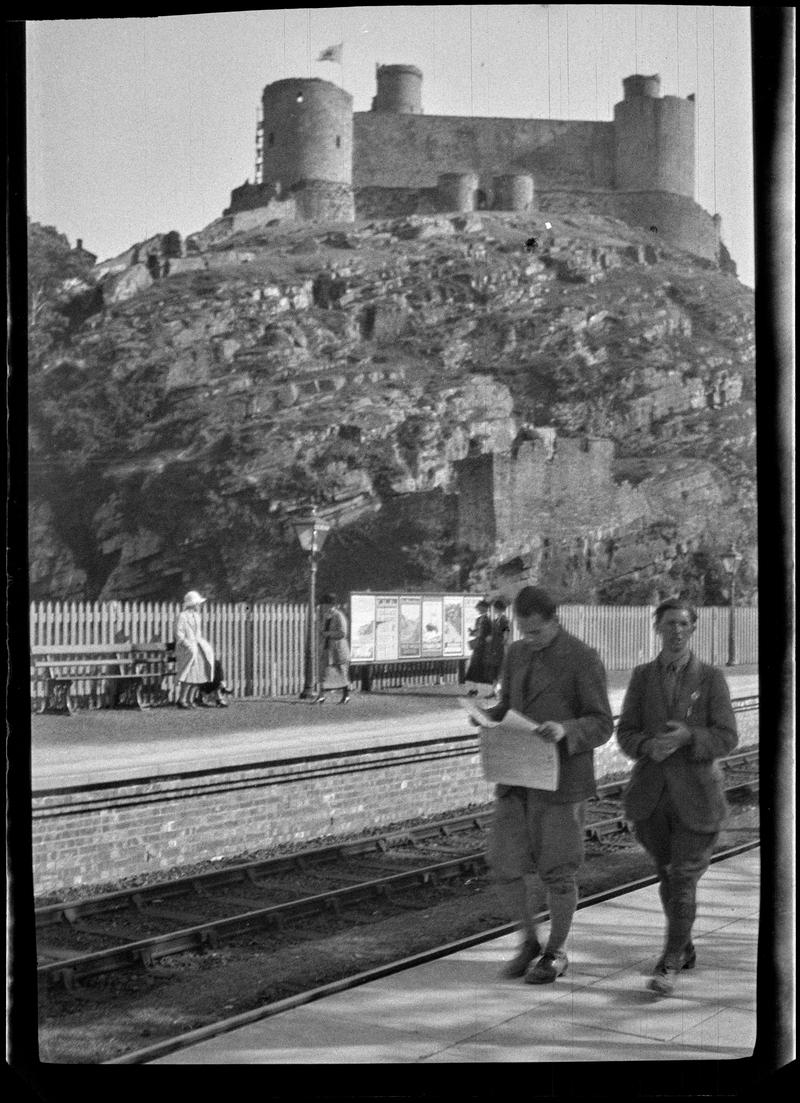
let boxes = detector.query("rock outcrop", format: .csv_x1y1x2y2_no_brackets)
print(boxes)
28,204,756,604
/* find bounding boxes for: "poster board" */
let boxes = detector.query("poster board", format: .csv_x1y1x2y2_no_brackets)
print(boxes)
349,592,487,663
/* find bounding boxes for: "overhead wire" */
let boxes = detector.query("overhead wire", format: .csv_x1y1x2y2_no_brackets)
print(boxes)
547,6,551,117
594,5,599,120
565,5,570,119
469,5,474,116
711,4,717,215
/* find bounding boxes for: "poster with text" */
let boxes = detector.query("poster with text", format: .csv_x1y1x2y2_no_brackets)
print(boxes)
349,593,376,661
421,597,444,656
398,596,422,658
443,594,465,655
374,595,400,661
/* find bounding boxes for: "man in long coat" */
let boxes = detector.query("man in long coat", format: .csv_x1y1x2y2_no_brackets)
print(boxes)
484,586,614,984
617,598,738,995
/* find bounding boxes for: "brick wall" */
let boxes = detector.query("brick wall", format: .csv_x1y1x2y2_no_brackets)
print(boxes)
31,706,758,896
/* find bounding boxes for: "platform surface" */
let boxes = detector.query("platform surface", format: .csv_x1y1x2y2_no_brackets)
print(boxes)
29,669,758,790
152,846,759,1064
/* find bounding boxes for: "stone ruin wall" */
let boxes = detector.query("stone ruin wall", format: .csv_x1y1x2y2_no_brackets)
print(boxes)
455,431,732,564
352,113,615,193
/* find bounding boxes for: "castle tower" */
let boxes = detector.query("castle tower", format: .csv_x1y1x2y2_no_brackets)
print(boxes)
371,64,423,114
437,172,479,213
259,78,354,219
492,174,534,212
614,74,695,198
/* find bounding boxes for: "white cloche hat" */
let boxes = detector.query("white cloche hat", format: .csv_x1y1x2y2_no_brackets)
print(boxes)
182,590,207,608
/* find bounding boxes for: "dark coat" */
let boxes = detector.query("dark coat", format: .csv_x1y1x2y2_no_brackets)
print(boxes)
487,628,614,803
617,654,738,833
465,613,493,683
486,613,510,681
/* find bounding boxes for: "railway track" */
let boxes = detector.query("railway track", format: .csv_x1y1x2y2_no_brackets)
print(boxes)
36,747,758,990
103,838,761,1066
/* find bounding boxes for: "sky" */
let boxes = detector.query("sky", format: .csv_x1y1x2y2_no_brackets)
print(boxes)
25,6,755,286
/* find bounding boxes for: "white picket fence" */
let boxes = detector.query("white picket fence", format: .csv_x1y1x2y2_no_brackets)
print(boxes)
29,600,758,699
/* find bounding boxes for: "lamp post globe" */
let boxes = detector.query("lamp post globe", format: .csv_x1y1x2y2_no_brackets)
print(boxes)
291,506,331,698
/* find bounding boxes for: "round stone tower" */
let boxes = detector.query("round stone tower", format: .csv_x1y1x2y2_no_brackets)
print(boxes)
614,74,695,198
492,174,534,212
259,78,353,219
371,64,423,114
437,172,479,213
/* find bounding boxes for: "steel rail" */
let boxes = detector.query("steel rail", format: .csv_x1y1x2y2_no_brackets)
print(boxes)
103,839,761,1066
37,766,757,987
37,742,757,928
35,810,495,928
38,852,490,985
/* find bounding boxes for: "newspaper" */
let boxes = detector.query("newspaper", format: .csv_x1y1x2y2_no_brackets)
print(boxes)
458,698,560,791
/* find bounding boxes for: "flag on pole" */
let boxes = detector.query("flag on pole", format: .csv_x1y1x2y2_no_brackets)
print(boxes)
317,43,343,63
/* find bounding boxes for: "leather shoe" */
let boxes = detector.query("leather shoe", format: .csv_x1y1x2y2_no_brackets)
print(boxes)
655,943,696,973
501,937,542,978
525,949,568,984
647,963,681,996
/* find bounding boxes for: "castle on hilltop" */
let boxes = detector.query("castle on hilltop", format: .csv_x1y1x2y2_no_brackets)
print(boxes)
221,66,727,266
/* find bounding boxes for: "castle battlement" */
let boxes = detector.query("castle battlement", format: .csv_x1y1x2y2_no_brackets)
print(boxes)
224,66,724,265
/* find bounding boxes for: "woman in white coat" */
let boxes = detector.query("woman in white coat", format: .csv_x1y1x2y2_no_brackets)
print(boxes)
175,590,215,708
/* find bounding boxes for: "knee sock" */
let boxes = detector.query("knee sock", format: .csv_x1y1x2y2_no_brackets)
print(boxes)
545,884,578,953
496,876,545,945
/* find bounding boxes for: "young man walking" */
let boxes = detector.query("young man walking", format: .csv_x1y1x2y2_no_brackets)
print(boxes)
617,599,738,996
484,586,614,984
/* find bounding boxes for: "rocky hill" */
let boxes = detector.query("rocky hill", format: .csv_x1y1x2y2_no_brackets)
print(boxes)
28,203,757,606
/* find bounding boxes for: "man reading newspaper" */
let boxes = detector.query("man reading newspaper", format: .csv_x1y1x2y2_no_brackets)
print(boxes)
480,586,613,984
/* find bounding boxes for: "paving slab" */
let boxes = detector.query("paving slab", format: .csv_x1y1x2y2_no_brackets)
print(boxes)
152,847,758,1065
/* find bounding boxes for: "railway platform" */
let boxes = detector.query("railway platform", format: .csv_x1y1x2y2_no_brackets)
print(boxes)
30,668,759,790
147,845,759,1064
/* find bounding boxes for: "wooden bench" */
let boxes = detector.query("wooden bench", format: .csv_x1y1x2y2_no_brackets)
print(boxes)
31,642,176,714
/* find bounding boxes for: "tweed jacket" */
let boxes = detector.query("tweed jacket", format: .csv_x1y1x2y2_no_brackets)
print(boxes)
617,653,737,833
486,628,614,803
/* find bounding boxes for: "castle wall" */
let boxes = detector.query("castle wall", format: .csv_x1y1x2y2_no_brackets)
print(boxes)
353,114,614,192
456,437,652,559
604,191,717,261
536,189,720,263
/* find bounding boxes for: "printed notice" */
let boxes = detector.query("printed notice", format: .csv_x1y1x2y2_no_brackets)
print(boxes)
443,594,464,655
421,597,443,656
458,700,559,791
350,594,376,661
374,595,400,661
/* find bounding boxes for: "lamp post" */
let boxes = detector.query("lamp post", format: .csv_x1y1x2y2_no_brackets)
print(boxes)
720,547,743,666
291,506,331,698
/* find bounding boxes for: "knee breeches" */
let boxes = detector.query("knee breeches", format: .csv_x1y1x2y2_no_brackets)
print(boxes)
488,788,586,892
